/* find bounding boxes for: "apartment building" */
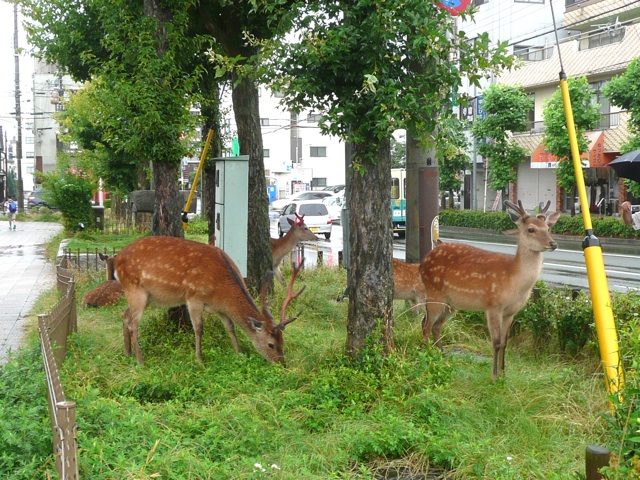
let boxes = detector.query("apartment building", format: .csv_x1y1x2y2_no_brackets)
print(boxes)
460,0,640,213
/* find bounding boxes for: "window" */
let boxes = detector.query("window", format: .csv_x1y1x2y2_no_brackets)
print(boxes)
26,151,35,158
26,136,34,144
260,118,270,126
274,91,285,98
264,149,270,158
391,178,400,200
579,28,625,51
514,45,553,62
299,203,329,216
307,112,322,122
312,178,327,188
310,146,327,157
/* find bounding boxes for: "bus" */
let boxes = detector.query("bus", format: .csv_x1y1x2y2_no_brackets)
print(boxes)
391,168,406,238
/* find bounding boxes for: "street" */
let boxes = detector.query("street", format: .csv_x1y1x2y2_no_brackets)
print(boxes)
271,218,640,295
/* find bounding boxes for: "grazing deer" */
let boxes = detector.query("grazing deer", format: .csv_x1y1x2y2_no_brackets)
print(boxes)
419,200,560,381
81,253,124,308
393,258,427,318
114,236,304,366
271,213,317,285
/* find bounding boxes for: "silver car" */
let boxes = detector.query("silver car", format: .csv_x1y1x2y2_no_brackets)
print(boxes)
278,200,333,239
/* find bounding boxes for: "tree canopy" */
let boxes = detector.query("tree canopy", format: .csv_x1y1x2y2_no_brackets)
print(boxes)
542,76,600,194
603,58,640,198
471,83,532,192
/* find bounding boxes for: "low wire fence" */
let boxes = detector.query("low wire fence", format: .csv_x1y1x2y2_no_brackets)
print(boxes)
38,265,79,480
60,241,341,274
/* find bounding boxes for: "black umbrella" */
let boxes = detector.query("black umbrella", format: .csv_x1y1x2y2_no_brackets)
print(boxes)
608,149,640,183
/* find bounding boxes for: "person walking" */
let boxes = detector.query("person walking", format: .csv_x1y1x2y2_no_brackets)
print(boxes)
6,197,17,231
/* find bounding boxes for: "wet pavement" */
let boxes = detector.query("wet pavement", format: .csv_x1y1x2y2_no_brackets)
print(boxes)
0,219,63,364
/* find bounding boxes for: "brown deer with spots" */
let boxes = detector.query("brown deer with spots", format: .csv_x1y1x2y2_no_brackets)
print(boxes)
419,200,560,381
81,253,124,308
114,236,304,366
271,213,317,285
393,258,427,319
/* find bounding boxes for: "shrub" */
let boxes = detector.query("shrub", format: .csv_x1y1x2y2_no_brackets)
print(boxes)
40,168,97,233
439,208,640,239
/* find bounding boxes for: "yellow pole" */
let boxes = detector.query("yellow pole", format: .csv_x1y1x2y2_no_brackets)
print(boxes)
182,129,214,231
559,73,623,398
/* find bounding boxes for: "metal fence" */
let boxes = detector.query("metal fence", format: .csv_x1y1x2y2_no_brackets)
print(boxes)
38,265,79,480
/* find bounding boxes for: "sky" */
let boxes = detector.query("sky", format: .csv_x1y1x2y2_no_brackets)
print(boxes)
0,3,35,146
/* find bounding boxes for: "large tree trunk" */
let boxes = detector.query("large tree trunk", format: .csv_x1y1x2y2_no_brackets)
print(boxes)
346,137,395,358
152,161,184,237
232,74,272,291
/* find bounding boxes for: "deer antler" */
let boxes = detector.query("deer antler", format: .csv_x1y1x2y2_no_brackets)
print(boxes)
505,200,530,222
537,200,551,217
277,260,306,331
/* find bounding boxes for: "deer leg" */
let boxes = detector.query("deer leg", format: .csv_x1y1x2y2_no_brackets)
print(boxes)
122,307,132,357
220,315,242,354
487,311,504,382
186,302,205,362
431,307,455,350
498,315,516,377
124,292,147,367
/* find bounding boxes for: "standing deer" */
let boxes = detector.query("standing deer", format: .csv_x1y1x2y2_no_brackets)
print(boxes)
81,253,124,308
271,213,317,285
114,236,304,366
419,200,560,381
393,258,427,318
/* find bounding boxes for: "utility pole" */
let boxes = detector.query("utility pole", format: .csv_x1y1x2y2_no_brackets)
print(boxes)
13,4,24,212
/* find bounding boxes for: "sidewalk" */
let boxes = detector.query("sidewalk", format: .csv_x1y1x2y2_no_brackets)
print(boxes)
0,219,63,364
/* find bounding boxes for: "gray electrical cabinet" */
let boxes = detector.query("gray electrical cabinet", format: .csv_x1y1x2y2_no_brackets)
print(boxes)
214,155,249,277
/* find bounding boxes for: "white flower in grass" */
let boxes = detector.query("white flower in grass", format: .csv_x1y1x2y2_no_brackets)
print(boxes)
271,464,280,470
506,456,513,462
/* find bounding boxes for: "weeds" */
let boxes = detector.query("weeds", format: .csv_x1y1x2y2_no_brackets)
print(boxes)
3,236,639,478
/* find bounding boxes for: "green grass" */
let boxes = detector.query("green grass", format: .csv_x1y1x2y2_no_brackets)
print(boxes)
1,251,617,479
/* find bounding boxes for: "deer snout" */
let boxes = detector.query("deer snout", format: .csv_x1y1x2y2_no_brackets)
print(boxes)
548,241,558,251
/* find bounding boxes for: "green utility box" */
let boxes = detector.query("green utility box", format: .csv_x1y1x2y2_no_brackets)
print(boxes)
214,156,249,277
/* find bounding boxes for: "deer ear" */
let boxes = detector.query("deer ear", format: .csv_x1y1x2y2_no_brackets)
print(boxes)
508,210,520,223
287,217,295,226
248,317,263,332
546,211,561,228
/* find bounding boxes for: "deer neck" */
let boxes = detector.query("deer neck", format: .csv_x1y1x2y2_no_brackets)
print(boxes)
272,228,300,265
513,242,545,287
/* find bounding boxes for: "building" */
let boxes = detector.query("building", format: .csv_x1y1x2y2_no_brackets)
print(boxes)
458,0,640,213
32,61,80,187
220,87,346,201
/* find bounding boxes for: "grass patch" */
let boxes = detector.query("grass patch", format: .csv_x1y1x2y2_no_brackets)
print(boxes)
1,237,624,479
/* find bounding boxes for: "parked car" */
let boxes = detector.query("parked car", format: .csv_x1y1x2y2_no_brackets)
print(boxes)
323,195,343,224
28,191,56,209
270,190,334,214
322,184,345,195
278,200,333,239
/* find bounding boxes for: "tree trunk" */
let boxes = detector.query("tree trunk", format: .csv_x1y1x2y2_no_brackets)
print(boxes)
346,137,395,358
232,73,272,291
152,161,184,238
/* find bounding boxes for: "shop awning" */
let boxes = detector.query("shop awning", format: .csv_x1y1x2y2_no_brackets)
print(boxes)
530,130,605,169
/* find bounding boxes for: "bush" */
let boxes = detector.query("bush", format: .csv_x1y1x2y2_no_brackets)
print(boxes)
439,208,640,239
40,169,96,233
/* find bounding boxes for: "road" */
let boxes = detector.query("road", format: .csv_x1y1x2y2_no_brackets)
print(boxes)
271,218,640,295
